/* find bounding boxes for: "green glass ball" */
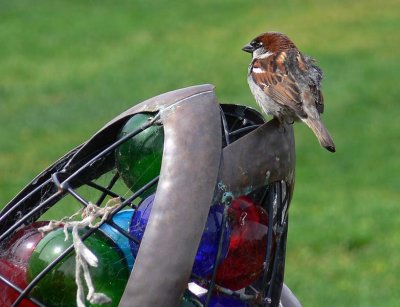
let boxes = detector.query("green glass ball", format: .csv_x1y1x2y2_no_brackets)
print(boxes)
115,113,164,197
27,229,129,306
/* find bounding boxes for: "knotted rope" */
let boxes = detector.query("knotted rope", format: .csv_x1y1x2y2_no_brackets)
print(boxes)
39,198,122,307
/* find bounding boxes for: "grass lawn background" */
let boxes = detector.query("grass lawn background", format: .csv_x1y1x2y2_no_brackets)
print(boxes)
1,0,399,305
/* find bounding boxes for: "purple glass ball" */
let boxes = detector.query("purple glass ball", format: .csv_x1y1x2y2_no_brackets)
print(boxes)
129,194,229,277
201,293,249,307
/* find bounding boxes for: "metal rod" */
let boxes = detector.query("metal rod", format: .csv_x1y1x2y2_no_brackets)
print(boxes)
222,111,258,126
0,190,63,242
0,178,52,224
0,275,46,307
117,176,159,213
267,224,287,306
51,172,90,207
219,107,230,146
95,172,120,205
266,185,285,305
204,204,229,306
261,183,277,300
86,180,124,202
229,125,260,137
67,186,90,207
107,220,140,245
276,182,282,225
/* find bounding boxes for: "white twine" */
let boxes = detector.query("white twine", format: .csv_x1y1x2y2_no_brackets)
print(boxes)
39,198,122,307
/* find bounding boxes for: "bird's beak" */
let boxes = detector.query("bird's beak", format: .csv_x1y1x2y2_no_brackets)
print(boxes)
242,44,255,53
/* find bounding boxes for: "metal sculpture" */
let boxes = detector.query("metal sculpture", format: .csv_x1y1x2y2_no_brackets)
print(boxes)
0,84,298,307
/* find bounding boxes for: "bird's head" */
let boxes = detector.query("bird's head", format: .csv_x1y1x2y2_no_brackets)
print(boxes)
242,32,297,58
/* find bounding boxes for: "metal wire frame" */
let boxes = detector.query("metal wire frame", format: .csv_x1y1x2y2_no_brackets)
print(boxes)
0,104,290,307
11,175,160,307
0,114,162,306
0,114,159,242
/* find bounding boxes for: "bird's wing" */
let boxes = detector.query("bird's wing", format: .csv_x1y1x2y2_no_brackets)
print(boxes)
250,49,323,118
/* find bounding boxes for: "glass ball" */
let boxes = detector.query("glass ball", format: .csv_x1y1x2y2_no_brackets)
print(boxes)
201,293,249,307
115,113,164,197
128,194,155,257
129,194,229,277
192,204,229,277
215,196,270,290
182,291,249,307
99,209,135,270
0,257,37,306
27,228,129,306
0,221,50,307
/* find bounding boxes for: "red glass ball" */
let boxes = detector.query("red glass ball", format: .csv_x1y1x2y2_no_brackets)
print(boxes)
0,258,37,306
215,196,271,290
0,222,49,306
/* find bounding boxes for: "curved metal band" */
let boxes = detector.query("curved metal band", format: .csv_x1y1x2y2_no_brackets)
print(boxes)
119,89,222,306
219,118,295,196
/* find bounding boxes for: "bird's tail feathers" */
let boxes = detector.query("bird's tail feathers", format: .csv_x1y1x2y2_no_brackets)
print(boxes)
302,118,336,153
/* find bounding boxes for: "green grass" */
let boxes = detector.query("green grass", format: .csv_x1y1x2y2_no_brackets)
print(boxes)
1,0,399,305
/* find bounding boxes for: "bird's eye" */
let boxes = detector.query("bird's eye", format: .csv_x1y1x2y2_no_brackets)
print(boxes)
251,41,262,48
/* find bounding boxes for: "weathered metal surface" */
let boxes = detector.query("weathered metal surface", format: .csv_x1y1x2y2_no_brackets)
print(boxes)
119,89,222,307
281,283,302,307
219,118,295,196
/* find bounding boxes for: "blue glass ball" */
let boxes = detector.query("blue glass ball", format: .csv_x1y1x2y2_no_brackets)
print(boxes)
100,209,135,270
192,204,229,277
201,294,249,307
129,194,155,257
129,194,229,277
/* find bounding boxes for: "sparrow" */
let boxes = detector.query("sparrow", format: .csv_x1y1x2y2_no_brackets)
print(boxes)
243,32,336,152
